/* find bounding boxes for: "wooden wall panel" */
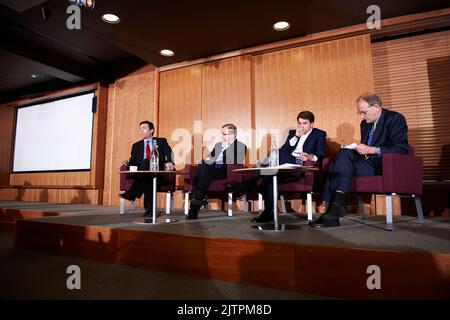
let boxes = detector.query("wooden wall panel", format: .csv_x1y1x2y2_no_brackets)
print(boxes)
0,106,14,185
201,56,252,161
103,65,158,206
158,64,202,168
254,34,375,161
372,30,450,180
9,172,90,186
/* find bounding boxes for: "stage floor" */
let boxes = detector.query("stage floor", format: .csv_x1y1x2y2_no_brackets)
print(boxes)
1,200,449,254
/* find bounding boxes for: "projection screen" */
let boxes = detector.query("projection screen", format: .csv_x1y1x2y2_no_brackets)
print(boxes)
13,92,95,172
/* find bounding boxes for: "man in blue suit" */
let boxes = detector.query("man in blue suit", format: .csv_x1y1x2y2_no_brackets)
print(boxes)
230,111,327,222
309,92,409,228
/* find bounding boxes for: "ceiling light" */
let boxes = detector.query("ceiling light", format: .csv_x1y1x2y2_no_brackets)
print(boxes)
101,14,120,24
160,49,175,57
273,21,290,31
69,0,95,10
30,73,44,79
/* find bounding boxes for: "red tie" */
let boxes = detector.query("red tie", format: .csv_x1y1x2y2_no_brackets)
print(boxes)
145,140,151,159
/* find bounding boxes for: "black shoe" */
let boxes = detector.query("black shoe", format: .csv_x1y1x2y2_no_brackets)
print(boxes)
308,213,340,228
186,206,200,220
252,211,274,223
327,202,348,218
119,191,134,201
142,209,152,218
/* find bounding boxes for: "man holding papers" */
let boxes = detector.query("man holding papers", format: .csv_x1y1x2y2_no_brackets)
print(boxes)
229,111,326,222
309,92,409,228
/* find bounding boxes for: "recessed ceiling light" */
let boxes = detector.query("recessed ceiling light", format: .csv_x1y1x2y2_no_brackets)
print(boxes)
273,21,290,31
30,73,44,79
160,49,175,57
101,13,120,24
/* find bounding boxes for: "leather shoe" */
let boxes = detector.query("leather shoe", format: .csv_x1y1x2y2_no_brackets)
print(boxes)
142,210,152,218
186,206,200,220
119,191,134,201
308,213,340,228
327,202,347,218
252,211,274,223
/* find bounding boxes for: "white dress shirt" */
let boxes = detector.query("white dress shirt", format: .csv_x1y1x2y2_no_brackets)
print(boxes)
290,129,318,161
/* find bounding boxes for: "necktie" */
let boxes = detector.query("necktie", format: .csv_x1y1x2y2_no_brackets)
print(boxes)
367,124,376,146
145,140,151,159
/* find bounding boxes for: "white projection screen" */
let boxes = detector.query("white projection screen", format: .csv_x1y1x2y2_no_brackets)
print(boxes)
13,92,95,172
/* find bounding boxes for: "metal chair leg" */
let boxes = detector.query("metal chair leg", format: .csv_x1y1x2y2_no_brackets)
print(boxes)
119,197,125,215
258,193,263,213
307,192,313,221
357,195,366,219
280,194,287,215
386,193,394,231
165,191,171,215
413,195,425,224
228,192,233,217
184,192,189,216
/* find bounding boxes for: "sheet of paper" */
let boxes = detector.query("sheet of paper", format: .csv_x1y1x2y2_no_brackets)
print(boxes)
342,142,357,150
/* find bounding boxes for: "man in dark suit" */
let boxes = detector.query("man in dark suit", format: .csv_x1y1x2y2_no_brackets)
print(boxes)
120,120,175,217
187,123,247,219
229,111,327,222
309,92,409,228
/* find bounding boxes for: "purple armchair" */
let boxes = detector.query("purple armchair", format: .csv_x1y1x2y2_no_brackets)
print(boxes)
119,164,176,215
349,147,424,231
276,159,329,221
183,164,247,217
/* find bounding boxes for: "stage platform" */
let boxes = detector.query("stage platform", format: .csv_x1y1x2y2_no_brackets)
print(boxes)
1,200,449,299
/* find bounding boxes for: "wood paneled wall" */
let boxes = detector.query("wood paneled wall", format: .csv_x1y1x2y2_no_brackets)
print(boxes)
372,30,450,181
103,65,158,206
254,35,374,160
0,106,14,185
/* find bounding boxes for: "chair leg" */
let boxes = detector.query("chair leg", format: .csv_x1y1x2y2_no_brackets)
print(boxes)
307,192,313,221
165,192,171,215
413,195,425,224
258,193,263,213
184,192,189,216
119,197,125,215
357,195,366,219
228,192,233,217
130,200,135,211
242,194,249,212
386,193,394,231
280,194,287,215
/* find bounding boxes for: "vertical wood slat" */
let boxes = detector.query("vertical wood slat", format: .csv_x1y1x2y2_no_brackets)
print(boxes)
0,106,15,185
372,30,450,181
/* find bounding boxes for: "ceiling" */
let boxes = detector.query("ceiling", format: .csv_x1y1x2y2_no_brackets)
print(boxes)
0,0,449,103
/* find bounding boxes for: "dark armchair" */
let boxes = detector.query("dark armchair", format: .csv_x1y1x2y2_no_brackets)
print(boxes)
350,147,424,231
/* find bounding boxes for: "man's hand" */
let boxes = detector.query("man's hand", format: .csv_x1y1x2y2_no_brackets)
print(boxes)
166,162,176,171
356,144,376,156
296,128,303,137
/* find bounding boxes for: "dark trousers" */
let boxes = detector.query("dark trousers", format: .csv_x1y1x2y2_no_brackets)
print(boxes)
128,159,155,210
323,149,376,203
191,163,227,201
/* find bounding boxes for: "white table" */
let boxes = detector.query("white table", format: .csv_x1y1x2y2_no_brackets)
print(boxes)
119,170,180,224
233,166,318,231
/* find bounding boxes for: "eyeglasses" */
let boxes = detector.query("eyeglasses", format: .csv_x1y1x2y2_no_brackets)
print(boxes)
357,105,374,116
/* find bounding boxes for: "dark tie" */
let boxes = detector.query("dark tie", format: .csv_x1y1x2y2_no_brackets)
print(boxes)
367,124,376,146
145,140,151,159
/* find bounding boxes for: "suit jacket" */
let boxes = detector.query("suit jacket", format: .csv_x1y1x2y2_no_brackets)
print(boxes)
279,128,327,165
361,108,408,171
129,137,174,170
206,139,247,165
